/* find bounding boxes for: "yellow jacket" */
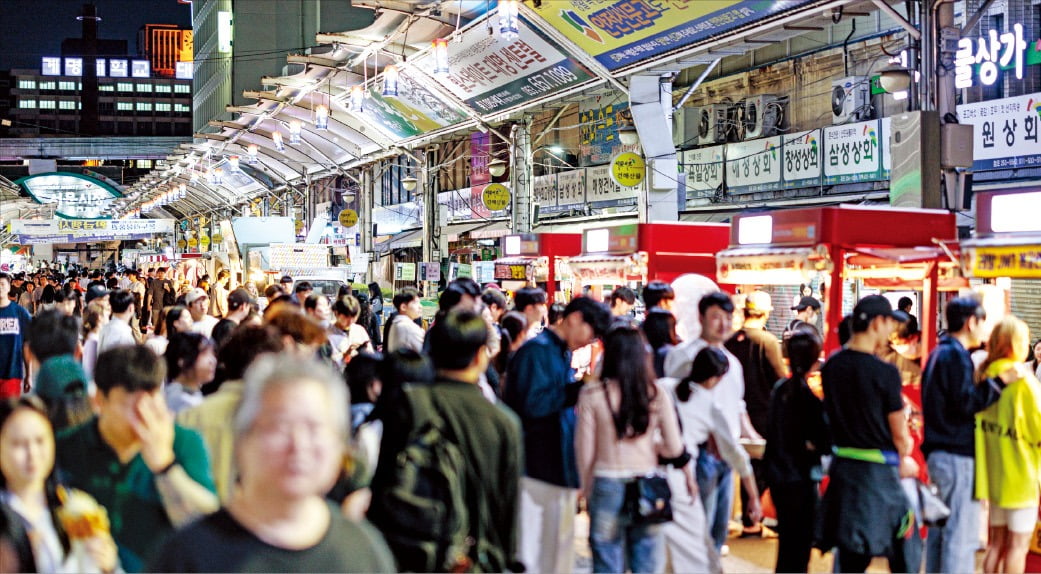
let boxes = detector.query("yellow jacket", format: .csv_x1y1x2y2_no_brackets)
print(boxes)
975,358,1041,508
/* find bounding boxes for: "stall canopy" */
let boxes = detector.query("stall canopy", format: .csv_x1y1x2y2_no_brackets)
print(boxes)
717,205,958,354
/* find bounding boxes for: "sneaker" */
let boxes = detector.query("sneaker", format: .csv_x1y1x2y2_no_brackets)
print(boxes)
720,544,730,557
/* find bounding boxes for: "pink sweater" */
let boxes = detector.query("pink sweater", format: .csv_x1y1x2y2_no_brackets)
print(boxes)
575,379,684,497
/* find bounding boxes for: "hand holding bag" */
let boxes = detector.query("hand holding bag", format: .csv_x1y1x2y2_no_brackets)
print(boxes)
916,480,951,527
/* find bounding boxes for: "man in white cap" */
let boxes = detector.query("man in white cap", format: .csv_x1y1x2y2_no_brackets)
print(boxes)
185,288,219,338
725,290,786,537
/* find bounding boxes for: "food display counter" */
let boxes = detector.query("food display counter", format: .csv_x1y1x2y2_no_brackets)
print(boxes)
493,233,581,302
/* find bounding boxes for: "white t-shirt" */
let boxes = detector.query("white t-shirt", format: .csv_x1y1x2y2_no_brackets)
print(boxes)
663,338,747,441
97,316,137,352
192,315,220,339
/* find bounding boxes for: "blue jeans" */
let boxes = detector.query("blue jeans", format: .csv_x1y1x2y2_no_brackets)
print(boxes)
696,449,734,551
925,451,979,574
588,477,664,574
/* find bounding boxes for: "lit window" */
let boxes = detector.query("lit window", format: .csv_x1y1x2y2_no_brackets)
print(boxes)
99,85,114,92
18,80,36,90
137,160,153,169
174,84,190,93
59,101,76,110
174,103,190,112
136,83,152,93
59,81,78,90
116,102,133,111
155,84,172,93
136,102,152,111
39,100,56,109
155,102,171,112
18,99,37,108
117,82,133,91
38,81,56,90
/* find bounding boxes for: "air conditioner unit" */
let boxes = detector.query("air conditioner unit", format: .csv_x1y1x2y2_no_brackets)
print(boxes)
741,95,785,140
672,107,702,148
831,76,870,124
699,104,732,144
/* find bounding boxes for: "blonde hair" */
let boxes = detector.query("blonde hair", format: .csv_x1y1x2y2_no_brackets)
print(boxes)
979,315,1031,380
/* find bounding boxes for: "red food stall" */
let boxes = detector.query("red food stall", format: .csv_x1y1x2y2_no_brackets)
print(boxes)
567,222,730,292
715,205,959,357
493,233,581,302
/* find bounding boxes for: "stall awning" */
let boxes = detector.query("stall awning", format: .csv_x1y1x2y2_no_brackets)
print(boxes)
445,222,488,242
716,246,831,285
469,220,510,240
375,228,423,253
568,252,648,285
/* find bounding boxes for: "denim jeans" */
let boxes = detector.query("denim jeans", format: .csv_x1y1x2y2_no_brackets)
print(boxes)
696,449,734,551
925,451,980,574
588,477,664,574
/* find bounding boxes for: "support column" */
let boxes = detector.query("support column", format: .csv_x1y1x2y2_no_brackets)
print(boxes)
513,119,533,233
420,155,437,298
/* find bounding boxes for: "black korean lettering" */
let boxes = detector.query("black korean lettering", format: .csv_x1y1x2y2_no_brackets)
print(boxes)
982,121,995,148
1004,119,1017,147
829,143,840,166
841,142,851,165
1025,115,1039,143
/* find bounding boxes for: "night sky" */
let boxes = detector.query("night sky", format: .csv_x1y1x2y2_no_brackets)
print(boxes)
0,0,192,70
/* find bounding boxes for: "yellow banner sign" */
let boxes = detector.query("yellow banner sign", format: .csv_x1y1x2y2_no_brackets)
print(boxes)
969,245,1041,278
338,209,359,228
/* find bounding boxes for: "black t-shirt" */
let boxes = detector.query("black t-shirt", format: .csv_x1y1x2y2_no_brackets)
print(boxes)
821,348,904,450
148,503,396,573
725,327,785,432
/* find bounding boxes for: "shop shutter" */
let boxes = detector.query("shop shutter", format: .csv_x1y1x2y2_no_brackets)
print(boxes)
1011,279,1041,337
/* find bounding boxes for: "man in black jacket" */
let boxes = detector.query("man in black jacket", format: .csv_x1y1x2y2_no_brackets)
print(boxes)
146,267,176,330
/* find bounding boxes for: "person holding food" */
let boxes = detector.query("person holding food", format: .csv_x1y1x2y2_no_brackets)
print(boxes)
0,395,118,573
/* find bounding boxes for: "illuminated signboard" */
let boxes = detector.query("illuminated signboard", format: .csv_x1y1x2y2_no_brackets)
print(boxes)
64,58,83,77
175,61,193,80
109,59,128,77
131,60,150,78
502,234,540,256
955,23,1030,89
737,215,773,245
583,224,639,254
96,58,106,77
41,57,61,76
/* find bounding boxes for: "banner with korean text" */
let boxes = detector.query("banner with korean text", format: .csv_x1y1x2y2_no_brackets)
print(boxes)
957,92,1041,171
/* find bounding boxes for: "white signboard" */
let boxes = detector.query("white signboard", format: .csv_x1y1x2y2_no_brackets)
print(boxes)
957,92,1041,171
683,146,724,196
438,189,474,222
41,57,61,76
64,58,83,77
413,15,593,114
586,165,636,207
474,261,496,284
533,174,556,210
109,59,128,78
557,169,586,208
11,218,174,236
822,119,883,184
175,61,193,80
781,130,822,188
131,60,150,78
726,136,783,194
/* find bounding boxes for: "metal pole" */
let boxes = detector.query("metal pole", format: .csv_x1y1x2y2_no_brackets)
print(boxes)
513,118,533,234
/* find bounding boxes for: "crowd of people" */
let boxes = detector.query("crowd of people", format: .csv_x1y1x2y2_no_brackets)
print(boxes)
0,265,1039,574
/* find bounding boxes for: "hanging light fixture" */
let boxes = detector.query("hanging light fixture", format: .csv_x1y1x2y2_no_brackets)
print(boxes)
498,0,520,42
213,166,224,185
178,183,187,199
314,104,329,130
349,85,365,113
401,175,418,191
382,65,399,97
288,119,302,144
272,130,285,151
228,155,241,171
432,38,450,75
246,143,259,164
488,157,507,177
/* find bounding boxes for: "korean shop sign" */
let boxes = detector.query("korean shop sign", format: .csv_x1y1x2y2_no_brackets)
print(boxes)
954,23,1038,89
782,130,822,189
610,152,645,187
968,244,1041,279
822,120,884,184
957,93,1041,171
725,136,783,194
682,146,724,197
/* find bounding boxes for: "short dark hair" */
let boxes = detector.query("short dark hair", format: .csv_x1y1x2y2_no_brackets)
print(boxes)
219,325,284,381
438,280,480,313
698,291,735,315
500,311,528,345
294,281,313,294
428,310,489,370
165,332,214,381
481,288,507,310
641,308,679,349
898,296,914,311
392,287,420,311
303,293,324,313
562,297,612,338
109,289,135,314
643,280,674,308
0,272,11,283
786,330,822,379
514,287,547,312
548,302,566,324
332,294,360,318
28,310,80,362
95,346,166,395
946,296,985,333
610,286,637,306
264,284,285,300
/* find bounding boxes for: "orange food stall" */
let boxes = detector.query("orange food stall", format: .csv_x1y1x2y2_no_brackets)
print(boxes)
493,233,581,302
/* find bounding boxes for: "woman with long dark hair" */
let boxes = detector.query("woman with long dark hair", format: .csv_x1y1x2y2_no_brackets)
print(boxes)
368,282,384,330
0,396,117,573
642,309,680,378
575,326,686,573
763,330,829,573
355,292,382,350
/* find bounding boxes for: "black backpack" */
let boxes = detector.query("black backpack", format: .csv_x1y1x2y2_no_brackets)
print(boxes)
374,385,501,572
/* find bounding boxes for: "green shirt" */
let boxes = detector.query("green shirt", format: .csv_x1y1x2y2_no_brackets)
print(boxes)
975,358,1041,508
56,418,216,573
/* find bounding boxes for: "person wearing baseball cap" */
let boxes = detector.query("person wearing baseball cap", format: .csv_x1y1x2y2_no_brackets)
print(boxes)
85,284,112,316
725,290,786,538
184,287,219,339
210,288,256,347
817,294,919,571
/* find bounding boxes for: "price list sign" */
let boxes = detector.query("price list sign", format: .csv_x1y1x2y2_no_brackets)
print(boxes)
725,136,783,194
957,93,1041,171
782,130,822,189
682,146,724,197
823,120,883,184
